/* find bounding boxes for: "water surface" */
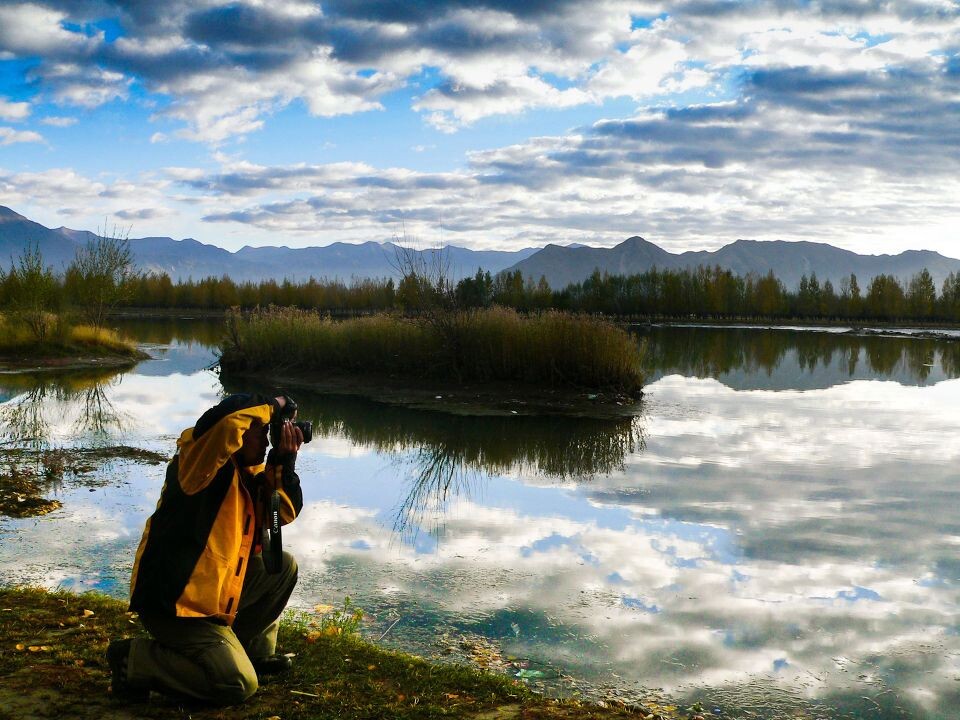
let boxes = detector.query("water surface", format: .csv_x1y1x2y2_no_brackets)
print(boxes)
3,321,960,719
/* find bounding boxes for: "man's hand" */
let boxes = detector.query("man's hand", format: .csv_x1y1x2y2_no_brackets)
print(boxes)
277,419,304,456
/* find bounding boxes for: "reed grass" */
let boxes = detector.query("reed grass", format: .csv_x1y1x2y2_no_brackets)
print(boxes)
220,306,644,393
67,324,138,353
0,313,33,350
0,312,139,356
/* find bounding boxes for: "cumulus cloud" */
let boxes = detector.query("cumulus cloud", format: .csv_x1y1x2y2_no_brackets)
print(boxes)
36,64,132,108
1,0,959,252
160,47,960,252
0,127,43,145
0,99,31,121
3,0,953,142
0,3,97,55
0,167,178,233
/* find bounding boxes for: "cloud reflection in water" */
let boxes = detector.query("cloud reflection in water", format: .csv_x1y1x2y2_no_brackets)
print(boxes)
4,324,960,718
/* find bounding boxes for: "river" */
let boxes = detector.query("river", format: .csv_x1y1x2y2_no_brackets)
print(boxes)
2,320,959,719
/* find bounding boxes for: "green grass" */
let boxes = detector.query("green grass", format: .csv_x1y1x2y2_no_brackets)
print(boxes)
219,307,644,394
0,586,661,720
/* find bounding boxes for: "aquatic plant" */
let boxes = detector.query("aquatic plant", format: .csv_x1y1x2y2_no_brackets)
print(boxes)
219,306,645,394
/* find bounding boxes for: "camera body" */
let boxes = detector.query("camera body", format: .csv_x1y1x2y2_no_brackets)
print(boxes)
270,395,313,447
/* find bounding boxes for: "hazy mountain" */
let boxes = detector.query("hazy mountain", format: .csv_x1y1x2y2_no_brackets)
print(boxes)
0,206,537,282
0,206,79,269
5,205,958,290
508,236,960,290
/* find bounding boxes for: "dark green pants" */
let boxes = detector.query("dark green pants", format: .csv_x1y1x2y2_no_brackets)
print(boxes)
127,551,298,704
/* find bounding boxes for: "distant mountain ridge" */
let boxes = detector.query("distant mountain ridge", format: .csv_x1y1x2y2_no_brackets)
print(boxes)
505,236,960,290
0,206,538,283
2,205,958,289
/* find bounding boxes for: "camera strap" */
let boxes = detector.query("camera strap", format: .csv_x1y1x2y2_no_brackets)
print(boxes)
261,489,283,574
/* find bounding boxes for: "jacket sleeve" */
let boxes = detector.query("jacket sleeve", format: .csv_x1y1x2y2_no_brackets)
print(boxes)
265,448,303,525
177,395,275,495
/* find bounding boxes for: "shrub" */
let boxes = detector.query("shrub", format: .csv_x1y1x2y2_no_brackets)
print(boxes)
220,306,644,393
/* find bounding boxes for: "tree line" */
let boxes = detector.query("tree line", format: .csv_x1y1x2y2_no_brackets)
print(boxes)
5,238,960,323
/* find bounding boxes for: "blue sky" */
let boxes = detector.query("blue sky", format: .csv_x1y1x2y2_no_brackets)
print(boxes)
0,0,958,255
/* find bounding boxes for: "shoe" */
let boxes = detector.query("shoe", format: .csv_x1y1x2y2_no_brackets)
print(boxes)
252,653,293,676
107,639,149,702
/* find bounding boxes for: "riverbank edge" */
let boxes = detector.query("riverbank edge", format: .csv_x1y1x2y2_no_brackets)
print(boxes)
0,586,690,720
0,350,149,374
109,307,960,330
220,367,644,419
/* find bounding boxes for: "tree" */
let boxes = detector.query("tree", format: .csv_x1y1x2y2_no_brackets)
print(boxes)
839,273,862,319
865,274,905,320
753,270,786,317
454,268,494,309
4,243,61,342
907,268,936,320
66,226,139,327
797,273,822,317
941,272,960,321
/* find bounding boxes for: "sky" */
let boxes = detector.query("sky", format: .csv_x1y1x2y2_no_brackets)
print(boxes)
0,0,958,255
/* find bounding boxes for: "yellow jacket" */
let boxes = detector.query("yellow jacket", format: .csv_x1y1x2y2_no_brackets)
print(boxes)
129,394,301,624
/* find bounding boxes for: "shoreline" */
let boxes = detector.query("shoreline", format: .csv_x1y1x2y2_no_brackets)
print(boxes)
0,586,695,720
109,307,960,330
221,368,644,419
0,352,148,374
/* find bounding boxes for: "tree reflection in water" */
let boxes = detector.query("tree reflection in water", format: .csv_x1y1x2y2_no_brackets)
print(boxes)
639,325,960,386
0,368,129,450
220,376,645,540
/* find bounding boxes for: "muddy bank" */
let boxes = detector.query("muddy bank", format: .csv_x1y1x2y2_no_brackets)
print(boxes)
0,352,149,374
222,368,643,420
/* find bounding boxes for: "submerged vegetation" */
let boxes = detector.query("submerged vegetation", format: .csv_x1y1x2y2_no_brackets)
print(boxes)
220,306,645,396
0,586,689,719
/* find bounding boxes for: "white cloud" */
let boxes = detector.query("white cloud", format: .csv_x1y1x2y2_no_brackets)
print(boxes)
0,127,43,145
1,0,957,144
41,64,132,108
0,3,96,55
588,28,691,99
0,99,30,121
40,116,77,127
415,73,594,130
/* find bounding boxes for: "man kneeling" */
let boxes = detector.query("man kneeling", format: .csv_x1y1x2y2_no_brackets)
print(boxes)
108,393,304,704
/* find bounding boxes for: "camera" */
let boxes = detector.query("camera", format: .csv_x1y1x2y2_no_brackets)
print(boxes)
270,395,313,447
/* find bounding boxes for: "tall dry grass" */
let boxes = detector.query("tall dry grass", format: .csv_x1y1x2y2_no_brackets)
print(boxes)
0,312,138,355
219,306,644,393
68,324,138,353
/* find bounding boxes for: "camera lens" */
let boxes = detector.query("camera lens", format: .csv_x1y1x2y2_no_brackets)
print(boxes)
295,420,313,444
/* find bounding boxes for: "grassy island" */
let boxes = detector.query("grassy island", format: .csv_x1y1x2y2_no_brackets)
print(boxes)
0,313,147,371
219,307,644,416
0,586,698,720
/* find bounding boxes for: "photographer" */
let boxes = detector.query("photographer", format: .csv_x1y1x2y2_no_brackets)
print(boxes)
107,392,304,704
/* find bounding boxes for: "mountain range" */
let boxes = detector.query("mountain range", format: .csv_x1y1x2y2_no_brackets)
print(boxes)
0,206,537,283
2,205,958,290
510,236,960,290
